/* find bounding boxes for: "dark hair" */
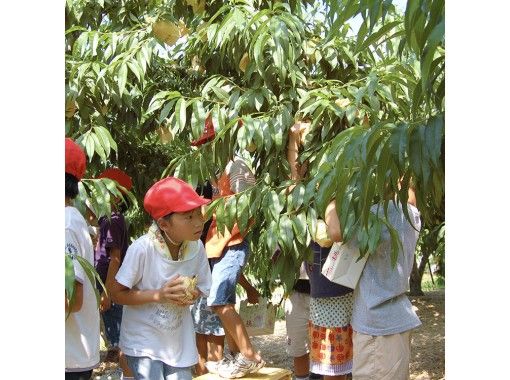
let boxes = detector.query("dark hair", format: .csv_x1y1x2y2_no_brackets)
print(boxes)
162,212,174,221
118,200,129,214
65,172,79,199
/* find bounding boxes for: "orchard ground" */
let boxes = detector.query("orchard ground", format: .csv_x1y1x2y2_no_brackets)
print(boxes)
93,289,445,380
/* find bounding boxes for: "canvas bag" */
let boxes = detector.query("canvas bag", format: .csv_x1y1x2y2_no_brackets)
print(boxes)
321,240,369,289
238,297,277,336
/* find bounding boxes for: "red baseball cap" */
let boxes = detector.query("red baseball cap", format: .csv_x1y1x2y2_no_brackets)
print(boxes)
98,168,133,191
65,138,86,180
191,115,215,146
144,177,210,220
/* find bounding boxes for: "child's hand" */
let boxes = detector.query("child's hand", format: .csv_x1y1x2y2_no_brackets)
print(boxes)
157,276,188,305
246,288,261,304
100,293,112,313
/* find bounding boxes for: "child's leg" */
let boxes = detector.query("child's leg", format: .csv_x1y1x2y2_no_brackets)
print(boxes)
103,303,134,377
212,304,260,361
195,333,208,375
285,292,311,378
224,329,239,355
207,334,225,361
208,243,261,362
125,355,165,380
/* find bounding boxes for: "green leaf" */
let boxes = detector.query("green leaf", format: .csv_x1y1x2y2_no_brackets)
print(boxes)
191,101,206,139
92,127,110,157
292,212,307,245
306,207,318,239
269,190,284,220
75,255,104,307
65,254,75,302
175,98,187,133
158,100,174,124
118,63,128,95
90,131,107,163
278,215,294,251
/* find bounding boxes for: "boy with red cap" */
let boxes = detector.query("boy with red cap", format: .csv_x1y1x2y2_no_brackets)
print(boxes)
94,168,134,379
65,138,100,380
110,177,212,380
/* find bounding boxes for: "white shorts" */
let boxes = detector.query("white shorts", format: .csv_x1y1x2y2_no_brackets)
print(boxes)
284,292,310,357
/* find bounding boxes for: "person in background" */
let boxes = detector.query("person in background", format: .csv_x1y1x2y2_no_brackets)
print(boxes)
325,185,421,380
192,116,265,379
65,138,100,380
94,168,135,379
287,123,354,380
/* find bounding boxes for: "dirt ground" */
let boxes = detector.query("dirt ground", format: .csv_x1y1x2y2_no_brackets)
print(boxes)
93,290,444,380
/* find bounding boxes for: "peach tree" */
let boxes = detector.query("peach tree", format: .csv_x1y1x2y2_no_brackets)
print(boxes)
65,0,444,294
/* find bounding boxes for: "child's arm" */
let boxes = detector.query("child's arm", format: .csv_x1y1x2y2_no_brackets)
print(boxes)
238,274,260,304
325,199,343,242
100,247,122,312
110,275,190,306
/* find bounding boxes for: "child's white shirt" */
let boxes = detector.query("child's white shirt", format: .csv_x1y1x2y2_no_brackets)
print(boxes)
116,235,212,366
65,206,100,372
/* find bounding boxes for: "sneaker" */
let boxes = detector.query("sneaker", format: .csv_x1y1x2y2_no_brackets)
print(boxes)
218,353,265,379
205,352,235,374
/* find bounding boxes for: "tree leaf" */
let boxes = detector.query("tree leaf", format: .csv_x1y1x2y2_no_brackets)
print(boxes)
117,63,128,96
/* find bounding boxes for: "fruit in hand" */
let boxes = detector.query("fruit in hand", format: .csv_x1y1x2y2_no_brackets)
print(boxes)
314,219,333,248
181,276,197,301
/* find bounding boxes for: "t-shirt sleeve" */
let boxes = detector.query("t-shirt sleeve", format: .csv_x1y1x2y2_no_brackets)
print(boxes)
103,216,125,250
115,241,144,289
65,227,86,284
195,241,212,296
227,158,256,193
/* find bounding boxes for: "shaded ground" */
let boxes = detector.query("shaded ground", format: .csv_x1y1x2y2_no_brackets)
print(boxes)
93,290,444,380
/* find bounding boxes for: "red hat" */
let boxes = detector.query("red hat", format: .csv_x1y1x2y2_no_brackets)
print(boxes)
98,168,133,191
191,115,215,146
144,177,210,219
65,138,86,180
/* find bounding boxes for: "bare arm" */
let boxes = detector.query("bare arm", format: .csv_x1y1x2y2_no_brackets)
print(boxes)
100,247,122,312
110,275,194,307
325,199,343,242
65,281,84,313
238,273,260,304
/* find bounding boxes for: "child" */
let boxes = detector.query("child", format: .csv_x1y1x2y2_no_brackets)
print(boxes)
65,138,100,380
204,157,266,378
94,168,134,379
110,177,212,380
287,123,353,380
325,188,422,380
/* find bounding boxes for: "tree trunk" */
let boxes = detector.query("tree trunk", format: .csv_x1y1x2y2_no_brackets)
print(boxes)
409,243,433,296
409,255,424,296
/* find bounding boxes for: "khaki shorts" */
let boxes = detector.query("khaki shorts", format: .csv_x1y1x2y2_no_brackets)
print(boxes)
352,330,411,380
284,292,310,357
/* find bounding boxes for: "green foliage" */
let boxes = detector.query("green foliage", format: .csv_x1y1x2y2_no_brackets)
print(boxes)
65,0,445,295
65,252,106,319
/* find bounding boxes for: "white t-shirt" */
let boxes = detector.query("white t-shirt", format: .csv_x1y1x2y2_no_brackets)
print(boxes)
116,235,212,367
65,206,100,372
